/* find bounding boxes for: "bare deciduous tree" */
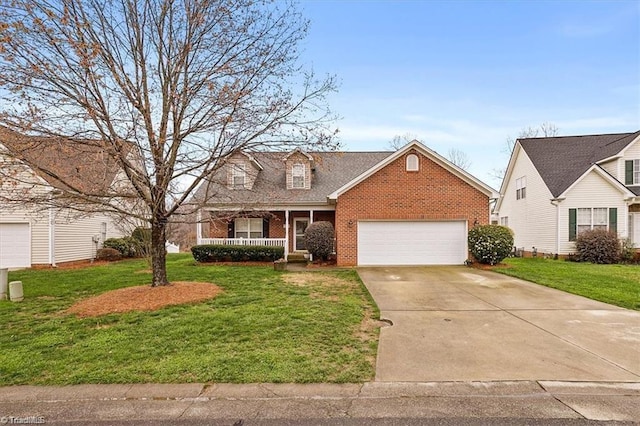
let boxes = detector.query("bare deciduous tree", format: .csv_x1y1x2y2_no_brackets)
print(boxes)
0,0,338,286
387,134,472,170
491,122,559,184
446,147,472,170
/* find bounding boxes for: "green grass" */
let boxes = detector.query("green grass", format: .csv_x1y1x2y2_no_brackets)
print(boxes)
0,254,379,385
496,258,640,310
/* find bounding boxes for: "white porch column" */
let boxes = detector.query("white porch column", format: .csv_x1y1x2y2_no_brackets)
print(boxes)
196,209,202,245
310,210,314,224
284,210,290,259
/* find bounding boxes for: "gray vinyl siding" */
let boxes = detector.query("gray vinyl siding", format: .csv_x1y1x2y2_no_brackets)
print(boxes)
558,172,628,254
497,147,557,254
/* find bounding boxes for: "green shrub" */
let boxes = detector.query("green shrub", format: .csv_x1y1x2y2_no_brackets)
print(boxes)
191,245,284,263
96,247,122,261
575,229,620,264
468,225,514,265
131,227,152,257
303,221,335,260
103,238,137,257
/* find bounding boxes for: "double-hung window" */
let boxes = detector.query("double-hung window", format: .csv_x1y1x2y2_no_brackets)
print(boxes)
516,176,526,200
292,163,305,189
232,164,246,188
234,218,263,239
569,207,617,241
625,159,640,185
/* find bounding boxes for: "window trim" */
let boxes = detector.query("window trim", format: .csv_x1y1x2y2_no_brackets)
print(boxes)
569,207,617,241
231,163,246,188
406,154,419,171
515,176,526,200
234,218,263,239
291,163,305,189
634,159,640,185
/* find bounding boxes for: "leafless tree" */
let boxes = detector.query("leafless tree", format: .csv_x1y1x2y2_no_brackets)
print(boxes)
387,133,418,150
491,122,559,184
0,0,338,286
387,134,472,170
446,147,472,170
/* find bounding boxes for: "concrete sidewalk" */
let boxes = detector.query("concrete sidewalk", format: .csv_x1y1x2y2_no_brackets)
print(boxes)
0,381,639,423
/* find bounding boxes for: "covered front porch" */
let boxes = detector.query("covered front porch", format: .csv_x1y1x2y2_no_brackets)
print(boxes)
196,207,335,259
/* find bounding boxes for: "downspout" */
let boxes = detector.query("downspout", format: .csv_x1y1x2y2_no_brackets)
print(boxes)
550,199,560,256
284,210,290,259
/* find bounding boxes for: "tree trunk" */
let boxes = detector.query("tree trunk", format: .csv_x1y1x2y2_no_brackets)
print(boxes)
150,218,169,287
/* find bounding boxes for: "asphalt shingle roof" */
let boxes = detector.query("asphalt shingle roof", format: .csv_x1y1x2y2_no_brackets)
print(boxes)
195,151,393,205
518,131,640,197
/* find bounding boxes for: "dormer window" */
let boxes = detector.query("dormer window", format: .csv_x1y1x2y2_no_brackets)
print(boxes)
406,154,419,171
232,163,246,188
292,163,305,188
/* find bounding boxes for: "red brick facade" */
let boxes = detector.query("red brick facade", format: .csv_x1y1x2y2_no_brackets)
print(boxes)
334,149,490,266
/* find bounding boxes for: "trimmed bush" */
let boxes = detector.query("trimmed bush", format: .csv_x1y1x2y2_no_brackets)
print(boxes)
468,225,514,265
96,248,122,261
575,229,620,264
103,238,137,258
191,245,284,263
303,221,335,260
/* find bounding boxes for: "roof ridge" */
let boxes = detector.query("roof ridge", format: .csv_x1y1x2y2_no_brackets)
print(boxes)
519,131,638,141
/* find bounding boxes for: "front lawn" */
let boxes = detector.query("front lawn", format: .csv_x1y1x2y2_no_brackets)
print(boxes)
0,254,379,385
496,258,640,310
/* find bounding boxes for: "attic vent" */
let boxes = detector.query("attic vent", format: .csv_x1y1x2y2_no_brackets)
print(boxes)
406,154,419,171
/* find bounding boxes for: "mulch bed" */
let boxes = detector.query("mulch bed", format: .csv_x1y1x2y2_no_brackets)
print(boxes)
67,282,222,318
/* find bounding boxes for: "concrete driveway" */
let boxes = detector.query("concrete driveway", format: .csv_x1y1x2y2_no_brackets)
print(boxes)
358,266,640,382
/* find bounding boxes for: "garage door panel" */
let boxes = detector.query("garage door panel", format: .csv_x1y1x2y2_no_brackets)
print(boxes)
357,221,466,265
0,223,31,268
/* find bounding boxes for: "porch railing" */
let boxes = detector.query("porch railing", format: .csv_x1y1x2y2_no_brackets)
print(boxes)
198,238,286,247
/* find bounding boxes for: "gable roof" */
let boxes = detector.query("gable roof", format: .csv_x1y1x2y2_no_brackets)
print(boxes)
518,131,640,198
328,141,498,200
0,126,127,195
195,151,393,206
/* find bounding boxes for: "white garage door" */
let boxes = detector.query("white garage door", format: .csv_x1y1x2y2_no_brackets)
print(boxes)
357,221,467,266
0,223,31,268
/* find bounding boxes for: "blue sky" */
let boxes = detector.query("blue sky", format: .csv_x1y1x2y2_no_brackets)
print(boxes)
298,0,640,187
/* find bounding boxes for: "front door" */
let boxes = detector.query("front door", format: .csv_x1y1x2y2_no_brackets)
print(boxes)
294,218,309,251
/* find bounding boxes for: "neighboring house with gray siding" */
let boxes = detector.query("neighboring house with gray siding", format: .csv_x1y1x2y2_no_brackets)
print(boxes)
495,131,640,256
0,127,129,268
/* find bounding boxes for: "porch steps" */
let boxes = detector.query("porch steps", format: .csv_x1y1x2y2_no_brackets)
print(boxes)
287,253,308,264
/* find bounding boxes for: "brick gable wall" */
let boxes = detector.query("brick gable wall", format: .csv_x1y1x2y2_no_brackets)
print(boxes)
335,149,489,266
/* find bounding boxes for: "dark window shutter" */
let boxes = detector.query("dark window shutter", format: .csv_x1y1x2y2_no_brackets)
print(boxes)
227,220,235,238
609,208,617,234
569,208,577,241
625,160,634,185
263,217,270,238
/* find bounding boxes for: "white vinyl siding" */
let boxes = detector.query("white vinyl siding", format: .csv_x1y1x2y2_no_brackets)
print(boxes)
357,221,467,265
630,213,640,248
599,138,640,183
53,212,126,264
497,147,556,254
558,171,627,254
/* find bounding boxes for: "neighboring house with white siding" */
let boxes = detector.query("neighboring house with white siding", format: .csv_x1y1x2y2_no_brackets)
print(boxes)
495,131,640,256
0,127,130,267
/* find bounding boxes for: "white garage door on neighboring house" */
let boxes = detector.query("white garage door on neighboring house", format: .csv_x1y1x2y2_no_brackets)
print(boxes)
0,223,31,268
357,221,467,266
